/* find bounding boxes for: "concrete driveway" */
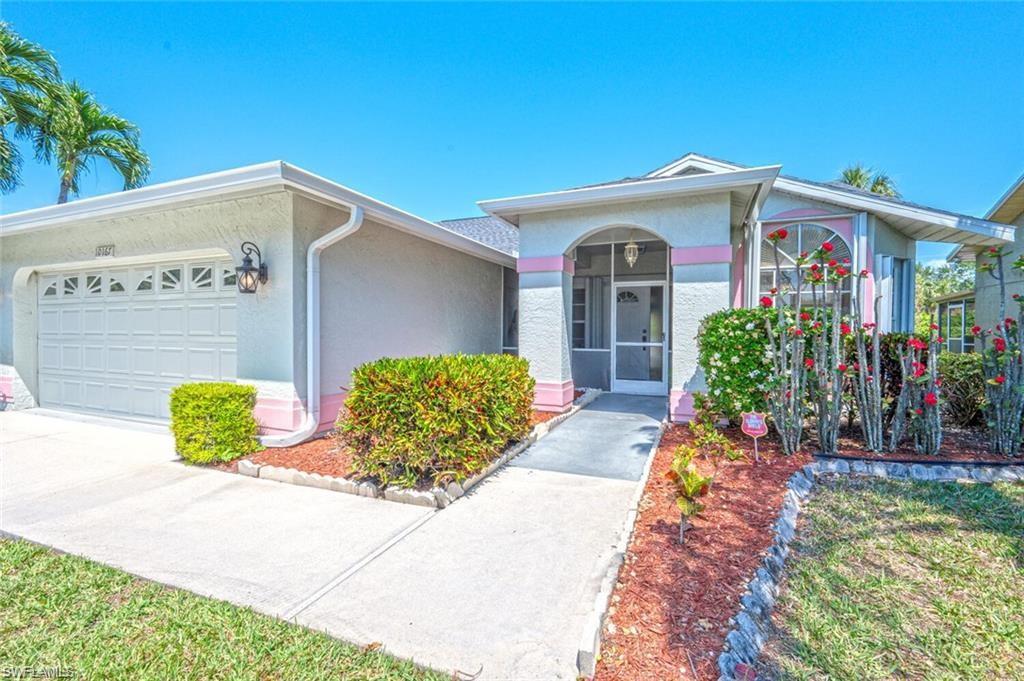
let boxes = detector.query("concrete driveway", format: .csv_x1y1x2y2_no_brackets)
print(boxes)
0,394,664,680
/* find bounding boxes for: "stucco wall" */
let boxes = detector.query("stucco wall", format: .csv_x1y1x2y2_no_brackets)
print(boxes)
309,197,503,401
0,192,296,408
761,191,847,219
975,208,1024,328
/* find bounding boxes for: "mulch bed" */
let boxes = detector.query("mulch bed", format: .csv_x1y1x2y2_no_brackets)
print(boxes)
594,427,811,681
832,426,1010,463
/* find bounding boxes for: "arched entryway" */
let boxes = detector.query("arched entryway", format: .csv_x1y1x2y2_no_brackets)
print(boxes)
567,226,669,395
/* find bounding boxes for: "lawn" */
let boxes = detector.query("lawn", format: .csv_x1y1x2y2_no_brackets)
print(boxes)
0,539,447,681
759,476,1024,680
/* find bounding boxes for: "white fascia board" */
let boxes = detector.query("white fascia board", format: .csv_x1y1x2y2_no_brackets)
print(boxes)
0,161,514,268
477,165,781,221
985,171,1024,219
648,154,1014,244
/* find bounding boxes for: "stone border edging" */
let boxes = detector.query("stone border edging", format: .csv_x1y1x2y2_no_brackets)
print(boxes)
577,416,670,679
238,388,604,509
716,456,1024,680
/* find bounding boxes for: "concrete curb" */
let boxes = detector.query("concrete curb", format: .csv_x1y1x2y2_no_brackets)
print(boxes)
814,456,1024,484
576,415,669,679
239,388,603,509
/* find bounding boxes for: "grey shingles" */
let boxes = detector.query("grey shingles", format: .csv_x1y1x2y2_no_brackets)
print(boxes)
438,216,519,257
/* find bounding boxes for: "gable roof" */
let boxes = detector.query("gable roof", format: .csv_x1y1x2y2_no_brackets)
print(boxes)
0,162,515,267
647,153,1014,247
985,171,1024,223
438,216,519,257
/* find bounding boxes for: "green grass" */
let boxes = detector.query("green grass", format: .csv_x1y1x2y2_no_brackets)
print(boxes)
760,477,1024,681
0,539,448,681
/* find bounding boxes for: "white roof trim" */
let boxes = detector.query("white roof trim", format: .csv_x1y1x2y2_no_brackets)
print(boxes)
477,165,781,223
0,161,514,267
648,153,1015,245
985,171,1024,220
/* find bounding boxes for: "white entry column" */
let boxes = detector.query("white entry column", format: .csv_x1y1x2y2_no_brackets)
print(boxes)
669,245,733,422
517,255,575,412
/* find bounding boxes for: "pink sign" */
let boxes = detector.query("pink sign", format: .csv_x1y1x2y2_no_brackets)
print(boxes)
741,412,768,439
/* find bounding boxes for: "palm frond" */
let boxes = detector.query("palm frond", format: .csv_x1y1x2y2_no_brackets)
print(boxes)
838,163,873,190
869,172,901,198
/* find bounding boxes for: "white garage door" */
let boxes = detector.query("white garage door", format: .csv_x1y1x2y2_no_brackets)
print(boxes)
38,258,238,421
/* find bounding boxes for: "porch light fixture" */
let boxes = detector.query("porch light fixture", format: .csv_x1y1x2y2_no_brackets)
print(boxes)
236,241,268,294
623,233,640,268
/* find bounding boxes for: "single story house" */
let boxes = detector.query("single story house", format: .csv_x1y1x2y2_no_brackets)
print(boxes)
949,171,1024,329
0,153,1014,441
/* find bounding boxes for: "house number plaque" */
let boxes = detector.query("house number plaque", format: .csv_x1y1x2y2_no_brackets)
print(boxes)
95,244,116,258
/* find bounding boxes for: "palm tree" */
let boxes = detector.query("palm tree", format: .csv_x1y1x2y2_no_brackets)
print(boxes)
33,81,149,203
838,163,901,198
0,22,59,193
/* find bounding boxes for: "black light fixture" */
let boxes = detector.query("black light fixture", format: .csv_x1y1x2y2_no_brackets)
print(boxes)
236,241,268,294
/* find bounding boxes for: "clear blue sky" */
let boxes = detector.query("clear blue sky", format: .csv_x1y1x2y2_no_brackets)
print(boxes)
4,2,1022,263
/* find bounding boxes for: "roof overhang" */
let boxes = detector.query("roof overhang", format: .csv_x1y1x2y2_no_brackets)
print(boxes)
477,165,780,227
986,171,1024,224
647,154,1015,248
0,161,515,267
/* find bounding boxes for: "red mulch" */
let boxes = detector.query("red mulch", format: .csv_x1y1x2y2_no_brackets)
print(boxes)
530,410,558,427
246,435,356,478
832,426,1008,463
594,427,811,681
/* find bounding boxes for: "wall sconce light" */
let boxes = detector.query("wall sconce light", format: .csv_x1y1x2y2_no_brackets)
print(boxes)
236,241,268,294
623,232,640,268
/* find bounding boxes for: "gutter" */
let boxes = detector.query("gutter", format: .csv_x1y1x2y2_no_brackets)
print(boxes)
261,203,365,447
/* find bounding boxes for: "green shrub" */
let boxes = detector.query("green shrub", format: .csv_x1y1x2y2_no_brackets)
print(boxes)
169,382,262,464
697,307,775,420
938,352,985,427
340,354,535,488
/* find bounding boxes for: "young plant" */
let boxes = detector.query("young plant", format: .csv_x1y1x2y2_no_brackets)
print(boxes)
805,246,852,455
666,445,712,544
974,247,1024,457
850,270,886,452
763,228,807,456
890,330,943,455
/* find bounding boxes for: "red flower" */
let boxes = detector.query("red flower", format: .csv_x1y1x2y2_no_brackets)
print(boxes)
924,392,938,406
908,338,927,351
828,259,838,268
804,358,814,369
971,325,982,335
995,375,1006,385
840,323,852,335
842,258,850,265
860,269,869,277
989,246,999,254
800,312,811,321
915,408,924,416
994,338,1007,352
835,267,848,277
1014,294,1021,300
776,228,789,240
770,287,778,295
852,362,860,370
793,328,804,336
930,323,939,330
760,296,773,308
937,336,944,344
821,242,834,253
1006,318,1016,328
810,263,820,272
838,363,848,372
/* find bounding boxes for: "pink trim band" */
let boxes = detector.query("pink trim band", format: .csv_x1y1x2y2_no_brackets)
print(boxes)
254,393,346,435
533,379,574,413
669,390,696,423
671,245,732,266
517,255,575,275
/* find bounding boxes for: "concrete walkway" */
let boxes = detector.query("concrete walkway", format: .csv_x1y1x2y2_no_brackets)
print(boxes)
0,394,664,680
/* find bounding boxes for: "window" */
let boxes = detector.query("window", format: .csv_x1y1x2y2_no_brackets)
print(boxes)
572,287,586,348
759,223,852,311
938,299,976,353
43,281,58,297
136,272,153,292
108,274,126,293
616,291,640,304
62,276,79,296
222,267,237,289
501,267,518,353
86,274,102,295
190,265,213,290
160,267,182,291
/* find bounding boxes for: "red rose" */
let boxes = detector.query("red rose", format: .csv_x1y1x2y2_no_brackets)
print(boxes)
821,242,834,253
760,296,773,308
924,392,937,406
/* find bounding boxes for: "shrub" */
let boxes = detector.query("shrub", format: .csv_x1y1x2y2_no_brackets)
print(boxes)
340,354,534,488
938,352,985,428
169,382,261,464
697,306,775,421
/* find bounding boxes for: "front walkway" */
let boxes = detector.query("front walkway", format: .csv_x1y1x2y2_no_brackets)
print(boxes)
0,394,664,680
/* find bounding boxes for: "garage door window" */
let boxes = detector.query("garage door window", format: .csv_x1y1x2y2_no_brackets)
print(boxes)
190,265,213,290
108,273,126,294
160,267,182,291
136,272,153,292
63,276,78,296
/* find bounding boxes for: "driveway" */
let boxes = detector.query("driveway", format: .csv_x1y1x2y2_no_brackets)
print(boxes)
0,394,664,680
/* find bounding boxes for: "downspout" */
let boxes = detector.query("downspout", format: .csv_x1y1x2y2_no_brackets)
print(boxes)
261,203,365,447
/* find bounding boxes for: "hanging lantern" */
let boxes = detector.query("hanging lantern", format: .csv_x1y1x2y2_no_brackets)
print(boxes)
624,234,639,268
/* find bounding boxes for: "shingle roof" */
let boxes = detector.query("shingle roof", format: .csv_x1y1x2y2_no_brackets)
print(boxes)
438,216,519,257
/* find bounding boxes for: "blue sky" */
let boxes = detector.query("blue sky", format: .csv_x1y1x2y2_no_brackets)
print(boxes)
4,2,1022,263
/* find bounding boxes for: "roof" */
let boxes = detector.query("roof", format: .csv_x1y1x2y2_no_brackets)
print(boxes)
438,215,519,257
985,171,1024,223
478,165,780,228
0,162,515,268
645,153,1015,247
932,289,975,304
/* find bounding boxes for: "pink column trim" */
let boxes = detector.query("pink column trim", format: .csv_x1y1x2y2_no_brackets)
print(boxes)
533,380,574,413
670,244,733,266
732,240,745,308
254,393,347,436
0,375,13,405
669,389,696,423
318,393,347,431
517,255,575,275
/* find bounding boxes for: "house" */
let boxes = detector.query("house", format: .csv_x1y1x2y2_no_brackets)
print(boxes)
949,171,1024,330
0,153,1013,438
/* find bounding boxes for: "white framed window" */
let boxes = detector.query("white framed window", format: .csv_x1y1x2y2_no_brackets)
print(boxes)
42,280,58,297
86,274,103,295
221,267,237,289
759,223,853,311
108,273,127,294
572,286,587,349
62,275,79,297
135,271,154,292
190,265,213,290
160,266,182,291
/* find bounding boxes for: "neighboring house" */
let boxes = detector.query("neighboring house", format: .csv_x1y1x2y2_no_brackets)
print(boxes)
949,172,1024,329
933,289,976,353
0,153,1013,435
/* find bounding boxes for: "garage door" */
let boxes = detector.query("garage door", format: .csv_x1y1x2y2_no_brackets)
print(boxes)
38,258,238,421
